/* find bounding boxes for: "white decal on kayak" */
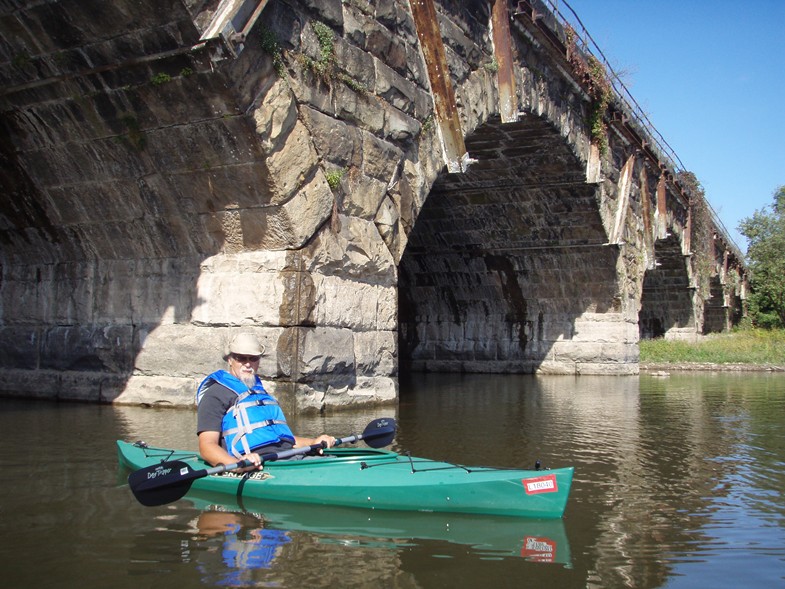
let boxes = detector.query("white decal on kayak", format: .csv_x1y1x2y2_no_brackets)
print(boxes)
217,470,270,481
179,467,189,476
522,474,558,495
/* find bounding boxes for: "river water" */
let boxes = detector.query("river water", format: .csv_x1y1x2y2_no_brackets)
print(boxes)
1,371,783,588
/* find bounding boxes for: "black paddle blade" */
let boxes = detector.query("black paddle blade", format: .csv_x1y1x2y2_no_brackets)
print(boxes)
362,417,396,448
127,460,199,507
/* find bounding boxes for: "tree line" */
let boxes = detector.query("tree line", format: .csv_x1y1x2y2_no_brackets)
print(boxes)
739,185,785,328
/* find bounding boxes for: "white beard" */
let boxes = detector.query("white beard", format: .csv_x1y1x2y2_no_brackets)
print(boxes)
240,374,256,388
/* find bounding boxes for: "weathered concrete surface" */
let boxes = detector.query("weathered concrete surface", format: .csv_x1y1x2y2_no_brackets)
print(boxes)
0,0,746,408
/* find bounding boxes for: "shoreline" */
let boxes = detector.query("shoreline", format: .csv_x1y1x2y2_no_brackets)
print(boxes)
640,362,785,373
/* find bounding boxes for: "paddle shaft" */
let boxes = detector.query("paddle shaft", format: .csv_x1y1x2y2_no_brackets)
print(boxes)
254,417,396,464
256,430,377,463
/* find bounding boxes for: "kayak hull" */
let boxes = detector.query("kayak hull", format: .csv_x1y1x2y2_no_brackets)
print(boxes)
117,440,573,518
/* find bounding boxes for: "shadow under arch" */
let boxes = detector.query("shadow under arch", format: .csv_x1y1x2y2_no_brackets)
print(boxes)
639,233,696,340
398,113,623,374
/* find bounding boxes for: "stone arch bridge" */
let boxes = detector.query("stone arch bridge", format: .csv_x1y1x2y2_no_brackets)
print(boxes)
0,0,746,410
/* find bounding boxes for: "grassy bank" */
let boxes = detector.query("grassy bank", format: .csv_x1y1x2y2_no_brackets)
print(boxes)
639,328,785,366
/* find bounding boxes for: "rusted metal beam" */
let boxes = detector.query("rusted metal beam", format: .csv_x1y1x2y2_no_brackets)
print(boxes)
491,0,518,123
609,154,635,244
201,0,271,41
656,174,668,240
200,0,271,56
640,166,654,265
409,0,470,173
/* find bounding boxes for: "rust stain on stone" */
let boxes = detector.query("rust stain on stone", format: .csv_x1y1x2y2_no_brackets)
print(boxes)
278,253,316,327
484,254,529,352
278,252,316,383
276,327,300,379
640,166,654,265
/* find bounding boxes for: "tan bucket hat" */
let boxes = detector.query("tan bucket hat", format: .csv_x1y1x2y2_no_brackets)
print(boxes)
225,333,265,357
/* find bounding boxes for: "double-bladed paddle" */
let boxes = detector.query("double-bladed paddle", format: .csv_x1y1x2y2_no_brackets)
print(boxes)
127,417,397,507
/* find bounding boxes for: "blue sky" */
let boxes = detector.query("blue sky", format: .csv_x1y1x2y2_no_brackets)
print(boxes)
559,0,785,253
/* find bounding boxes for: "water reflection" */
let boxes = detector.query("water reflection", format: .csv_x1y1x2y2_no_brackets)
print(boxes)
191,508,291,586
121,496,571,588
180,491,572,565
1,371,784,588
396,372,785,588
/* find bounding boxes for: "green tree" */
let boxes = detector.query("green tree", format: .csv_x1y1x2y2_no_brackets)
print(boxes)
738,185,785,327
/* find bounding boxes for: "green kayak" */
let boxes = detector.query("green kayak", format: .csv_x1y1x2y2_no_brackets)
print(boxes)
117,439,573,519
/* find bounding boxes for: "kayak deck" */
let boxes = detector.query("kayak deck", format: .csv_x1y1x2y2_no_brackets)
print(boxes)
117,440,573,518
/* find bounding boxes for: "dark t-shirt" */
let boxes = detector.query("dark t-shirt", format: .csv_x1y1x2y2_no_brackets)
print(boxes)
196,382,237,435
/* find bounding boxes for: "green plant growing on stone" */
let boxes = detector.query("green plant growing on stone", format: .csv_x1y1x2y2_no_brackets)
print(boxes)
260,28,286,78
298,21,366,93
325,168,346,191
586,56,612,155
565,24,576,49
151,72,171,86
679,171,714,298
180,67,194,77
120,115,146,152
337,72,368,94
420,113,435,134
310,21,335,79
563,26,613,156
484,57,499,74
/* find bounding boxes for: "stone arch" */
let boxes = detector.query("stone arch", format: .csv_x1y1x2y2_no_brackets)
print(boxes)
398,109,631,374
639,234,696,340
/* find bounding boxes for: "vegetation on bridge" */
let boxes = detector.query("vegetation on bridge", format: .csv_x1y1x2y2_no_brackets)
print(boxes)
677,171,715,301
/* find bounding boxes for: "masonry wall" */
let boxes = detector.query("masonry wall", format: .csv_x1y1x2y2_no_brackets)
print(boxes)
1,0,419,408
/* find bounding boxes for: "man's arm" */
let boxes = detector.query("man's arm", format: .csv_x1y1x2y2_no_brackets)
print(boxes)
198,430,262,470
293,434,336,449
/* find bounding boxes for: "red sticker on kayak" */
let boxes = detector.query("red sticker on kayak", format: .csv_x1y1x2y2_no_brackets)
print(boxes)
521,536,556,562
522,474,558,495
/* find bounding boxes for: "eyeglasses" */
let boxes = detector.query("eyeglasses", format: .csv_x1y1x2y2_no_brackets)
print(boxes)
231,354,261,364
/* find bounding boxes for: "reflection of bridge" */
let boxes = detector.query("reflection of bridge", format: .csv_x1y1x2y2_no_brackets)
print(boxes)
0,0,746,408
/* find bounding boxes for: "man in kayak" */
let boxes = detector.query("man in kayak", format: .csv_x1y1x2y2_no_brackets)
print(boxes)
196,332,335,470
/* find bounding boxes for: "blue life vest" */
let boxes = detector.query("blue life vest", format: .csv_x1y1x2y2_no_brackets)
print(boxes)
196,370,295,458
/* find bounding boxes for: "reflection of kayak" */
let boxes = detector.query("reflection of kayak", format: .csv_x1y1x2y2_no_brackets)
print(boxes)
117,440,573,518
186,489,572,564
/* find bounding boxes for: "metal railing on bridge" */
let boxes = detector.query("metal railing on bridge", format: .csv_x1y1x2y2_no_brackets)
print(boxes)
520,0,745,263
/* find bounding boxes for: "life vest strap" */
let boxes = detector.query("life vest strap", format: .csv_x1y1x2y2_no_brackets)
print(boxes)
223,419,288,437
